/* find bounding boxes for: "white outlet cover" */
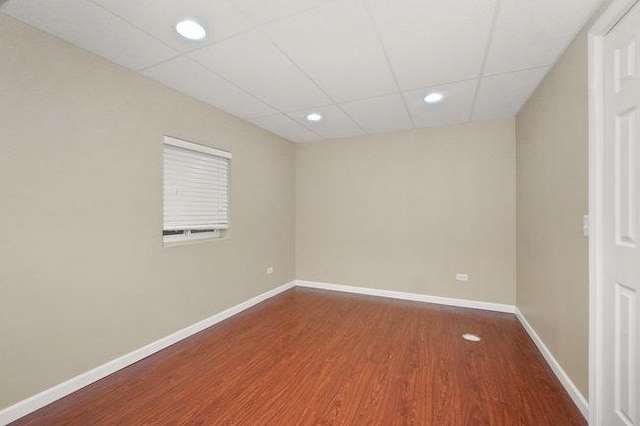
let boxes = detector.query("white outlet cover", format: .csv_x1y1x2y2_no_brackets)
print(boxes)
266,267,274,275
455,273,469,281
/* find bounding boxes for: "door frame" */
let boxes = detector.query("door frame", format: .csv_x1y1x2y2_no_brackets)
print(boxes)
588,1,639,423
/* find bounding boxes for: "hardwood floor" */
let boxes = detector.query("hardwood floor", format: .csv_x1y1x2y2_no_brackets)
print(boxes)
12,287,586,425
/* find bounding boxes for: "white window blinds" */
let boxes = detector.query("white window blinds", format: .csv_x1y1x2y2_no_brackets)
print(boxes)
163,136,231,232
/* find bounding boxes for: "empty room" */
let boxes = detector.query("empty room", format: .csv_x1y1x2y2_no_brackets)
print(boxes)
1,0,638,424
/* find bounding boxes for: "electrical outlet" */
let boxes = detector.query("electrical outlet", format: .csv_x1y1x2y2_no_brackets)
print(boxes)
456,273,469,282
266,267,274,275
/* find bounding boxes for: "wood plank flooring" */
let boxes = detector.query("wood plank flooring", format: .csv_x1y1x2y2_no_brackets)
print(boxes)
12,287,586,425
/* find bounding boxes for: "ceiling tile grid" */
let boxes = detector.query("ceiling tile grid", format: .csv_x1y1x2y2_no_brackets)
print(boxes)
0,0,178,70
250,114,321,143
366,0,497,91
90,0,252,53
484,0,602,75
0,0,603,142
340,93,413,134
403,80,479,129
189,29,331,112
232,0,331,26
142,56,277,119
288,104,365,140
472,66,550,122
263,0,398,103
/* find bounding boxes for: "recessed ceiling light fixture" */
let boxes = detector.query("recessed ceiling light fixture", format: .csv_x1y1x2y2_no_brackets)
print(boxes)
423,92,444,104
176,19,207,41
306,113,323,122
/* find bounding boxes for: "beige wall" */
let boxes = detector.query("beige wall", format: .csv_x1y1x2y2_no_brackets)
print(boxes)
0,15,295,408
0,0,608,412
296,120,516,304
515,25,594,396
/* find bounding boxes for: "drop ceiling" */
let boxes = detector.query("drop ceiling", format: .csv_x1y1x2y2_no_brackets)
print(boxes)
1,0,601,143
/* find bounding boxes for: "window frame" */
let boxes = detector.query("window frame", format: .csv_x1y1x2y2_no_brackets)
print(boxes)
162,136,231,246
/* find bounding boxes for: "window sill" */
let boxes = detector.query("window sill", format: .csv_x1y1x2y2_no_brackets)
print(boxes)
163,236,230,248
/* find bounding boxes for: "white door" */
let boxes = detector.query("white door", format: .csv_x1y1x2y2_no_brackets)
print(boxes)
603,2,640,424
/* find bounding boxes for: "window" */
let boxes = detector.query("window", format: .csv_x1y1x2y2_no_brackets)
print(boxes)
162,136,231,244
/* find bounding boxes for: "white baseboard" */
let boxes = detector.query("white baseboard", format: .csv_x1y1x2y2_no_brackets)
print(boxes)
295,280,515,313
515,308,588,420
0,281,296,425
1,280,586,425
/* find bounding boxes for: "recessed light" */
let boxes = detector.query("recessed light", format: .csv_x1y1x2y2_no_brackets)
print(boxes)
306,113,323,122
175,20,207,41
423,92,444,104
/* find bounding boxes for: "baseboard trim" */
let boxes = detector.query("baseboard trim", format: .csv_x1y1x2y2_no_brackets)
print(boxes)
295,280,515,313
3,280,586,425
0,281,296,425
514,308,588,420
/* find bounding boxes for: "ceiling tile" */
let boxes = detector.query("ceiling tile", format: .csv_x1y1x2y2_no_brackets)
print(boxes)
484,0,601,75
189,30,330,112
403,80,478,129
251,114,321,143
231,0,327,24
264,0,397,102
340,94,413,134
1,0,177,70
472,67,549,121
288,105,365,139
142,56,276,119
368,0,496,91
2,0,599,140
91,0,251,53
